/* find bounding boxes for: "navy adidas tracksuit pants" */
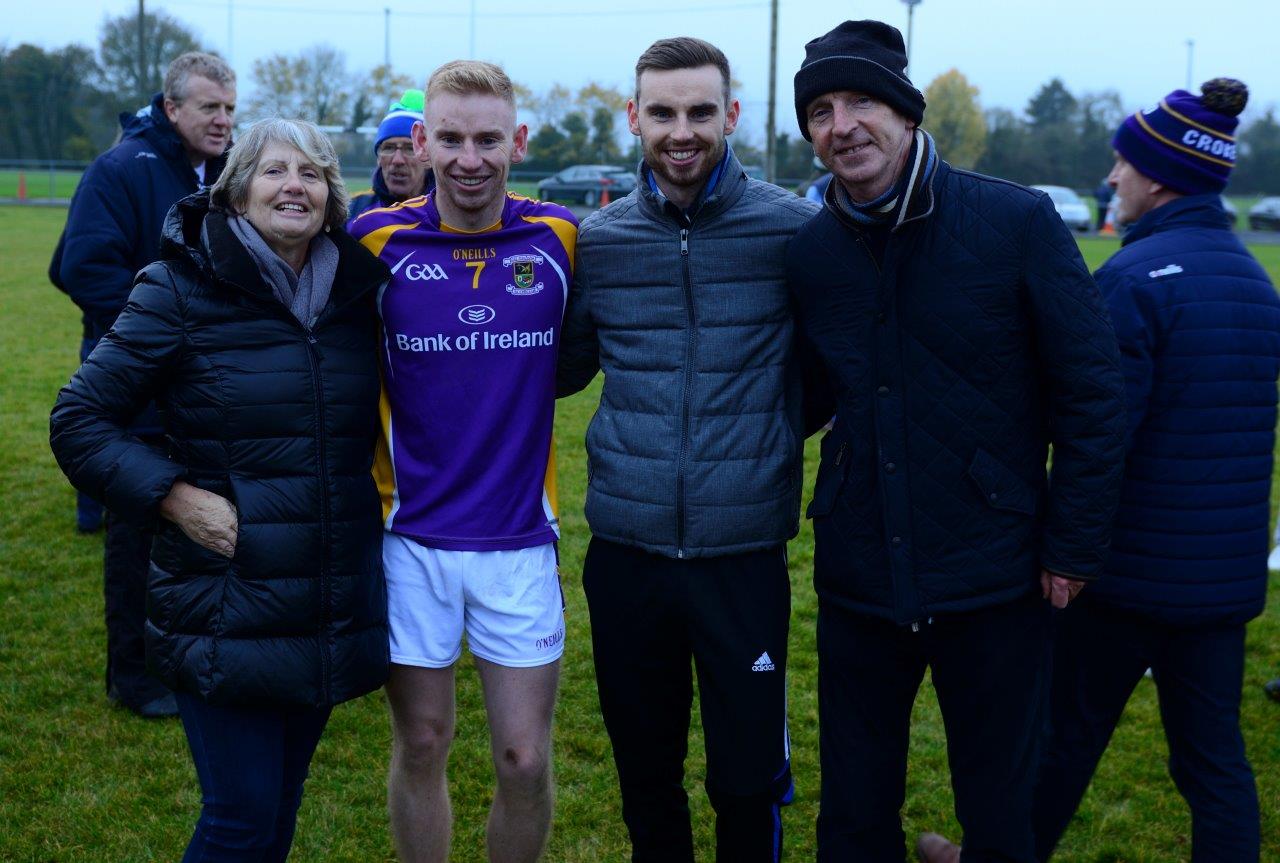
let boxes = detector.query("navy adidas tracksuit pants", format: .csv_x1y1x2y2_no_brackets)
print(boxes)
583,538,793,863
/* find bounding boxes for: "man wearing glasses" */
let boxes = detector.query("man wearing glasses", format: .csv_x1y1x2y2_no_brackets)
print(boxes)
350,88,436,222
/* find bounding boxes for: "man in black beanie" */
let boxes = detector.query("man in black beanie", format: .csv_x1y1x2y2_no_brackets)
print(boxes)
785,20,1128,862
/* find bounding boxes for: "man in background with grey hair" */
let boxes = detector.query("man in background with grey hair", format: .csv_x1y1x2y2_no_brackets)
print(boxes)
50,50,236,719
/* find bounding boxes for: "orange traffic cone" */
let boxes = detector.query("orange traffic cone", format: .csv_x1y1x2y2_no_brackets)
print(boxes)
599,178,611,207
17,172,27,201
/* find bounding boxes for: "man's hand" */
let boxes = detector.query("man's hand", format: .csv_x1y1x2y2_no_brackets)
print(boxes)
159,480,238,559
1041,569,1085,609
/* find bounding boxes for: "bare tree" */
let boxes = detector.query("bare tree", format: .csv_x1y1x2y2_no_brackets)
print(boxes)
576,81,627,117
526,83,572,131
350,63,416,131
296,45,350,127
97,10,201,107
245,44,351,126
245,54,302,120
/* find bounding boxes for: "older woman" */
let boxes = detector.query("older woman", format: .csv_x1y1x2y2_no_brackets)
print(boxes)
50,118,389,862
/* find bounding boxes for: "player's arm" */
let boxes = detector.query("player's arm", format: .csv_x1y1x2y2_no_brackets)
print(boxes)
556,242,600,397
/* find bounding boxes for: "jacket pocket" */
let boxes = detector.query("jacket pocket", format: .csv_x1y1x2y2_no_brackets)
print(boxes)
807,432,850,519
967,447,1036,515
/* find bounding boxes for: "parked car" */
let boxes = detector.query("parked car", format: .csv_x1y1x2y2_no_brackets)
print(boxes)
1032,185,1092,232
1220,195,1238,226
537,165,636,206
1248,197,1280,231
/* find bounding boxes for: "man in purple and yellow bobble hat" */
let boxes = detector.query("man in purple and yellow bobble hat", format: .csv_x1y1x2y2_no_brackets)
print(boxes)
348,88,436,224
921,78,1280,863
1020,77,1278,863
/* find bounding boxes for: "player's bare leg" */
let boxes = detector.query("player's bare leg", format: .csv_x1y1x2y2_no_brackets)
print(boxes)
476,656,561,863
386,663,457,863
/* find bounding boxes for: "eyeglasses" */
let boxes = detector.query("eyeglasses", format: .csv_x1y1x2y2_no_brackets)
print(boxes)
377,143,416,158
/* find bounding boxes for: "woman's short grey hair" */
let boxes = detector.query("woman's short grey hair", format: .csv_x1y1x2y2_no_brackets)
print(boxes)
211,117,349,231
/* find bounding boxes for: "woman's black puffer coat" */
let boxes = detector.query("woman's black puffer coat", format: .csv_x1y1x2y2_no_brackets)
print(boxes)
50,193,391,708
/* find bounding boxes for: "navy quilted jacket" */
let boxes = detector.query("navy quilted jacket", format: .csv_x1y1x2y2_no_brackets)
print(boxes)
55,94,224,331
788,162,1127,624
1086,195,1280,625
52,94,226,436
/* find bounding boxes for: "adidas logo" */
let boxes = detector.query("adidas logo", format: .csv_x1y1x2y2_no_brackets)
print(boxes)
751,651,775,672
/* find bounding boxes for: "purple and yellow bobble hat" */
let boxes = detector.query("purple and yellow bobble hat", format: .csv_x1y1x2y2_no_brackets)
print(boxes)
1113,78,1248,195
374,88,425,155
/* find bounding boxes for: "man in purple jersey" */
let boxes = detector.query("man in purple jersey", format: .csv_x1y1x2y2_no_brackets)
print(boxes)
349,60,577,863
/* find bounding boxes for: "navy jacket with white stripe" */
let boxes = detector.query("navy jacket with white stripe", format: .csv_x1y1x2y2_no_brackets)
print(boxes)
1089,195,1280,625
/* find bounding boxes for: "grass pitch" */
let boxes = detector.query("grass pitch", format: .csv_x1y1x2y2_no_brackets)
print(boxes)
1,205,1278,861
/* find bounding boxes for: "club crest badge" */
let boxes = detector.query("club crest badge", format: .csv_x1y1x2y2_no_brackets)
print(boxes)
503,253,545,295
514,261,534,289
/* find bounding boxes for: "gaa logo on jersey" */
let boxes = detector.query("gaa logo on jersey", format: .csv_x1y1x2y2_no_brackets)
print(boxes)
503,253,545,295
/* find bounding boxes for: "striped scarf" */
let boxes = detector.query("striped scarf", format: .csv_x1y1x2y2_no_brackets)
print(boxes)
829,129,937,228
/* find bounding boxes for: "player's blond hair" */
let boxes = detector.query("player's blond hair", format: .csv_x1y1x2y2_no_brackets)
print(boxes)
425,60,515,108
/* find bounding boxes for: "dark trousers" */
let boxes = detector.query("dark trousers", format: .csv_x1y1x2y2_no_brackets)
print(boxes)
817,593,1050,863
177,692,332,862
74,334,103,532
103,507,168,707
1031,600,1259,862
583,538,793,863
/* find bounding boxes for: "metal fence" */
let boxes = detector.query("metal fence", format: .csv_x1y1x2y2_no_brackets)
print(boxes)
0,159,812,204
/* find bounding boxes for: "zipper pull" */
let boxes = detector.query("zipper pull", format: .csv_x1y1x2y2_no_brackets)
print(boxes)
680,228,689,255
835,443,847,466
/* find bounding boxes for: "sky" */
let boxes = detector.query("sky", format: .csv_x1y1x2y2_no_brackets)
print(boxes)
6,0,1280,144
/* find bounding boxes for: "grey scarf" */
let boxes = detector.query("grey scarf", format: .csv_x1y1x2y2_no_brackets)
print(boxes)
226,214,339,329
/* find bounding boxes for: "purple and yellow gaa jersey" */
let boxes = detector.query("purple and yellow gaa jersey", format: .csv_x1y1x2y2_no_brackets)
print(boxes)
350,191,577,551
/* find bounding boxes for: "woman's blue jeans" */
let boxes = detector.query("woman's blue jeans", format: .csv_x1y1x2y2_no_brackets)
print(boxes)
176,692,332,862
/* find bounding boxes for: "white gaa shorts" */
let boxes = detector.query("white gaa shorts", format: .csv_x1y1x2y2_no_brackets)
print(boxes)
383,532,565,669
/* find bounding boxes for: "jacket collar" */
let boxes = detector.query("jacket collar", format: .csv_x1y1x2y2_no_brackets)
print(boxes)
123,93,229,187
635,147,748,224
161,192,389,314
1121,194,1232,246
369,166,437,207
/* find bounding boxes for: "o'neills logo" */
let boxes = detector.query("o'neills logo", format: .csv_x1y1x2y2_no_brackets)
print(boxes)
535,627,564,651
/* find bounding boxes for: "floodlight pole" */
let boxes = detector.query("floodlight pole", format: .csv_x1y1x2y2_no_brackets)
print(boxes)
901,0,922,69
470,0,477,59
765,0,778,183
385,8,391,67
1185,39,1195,90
